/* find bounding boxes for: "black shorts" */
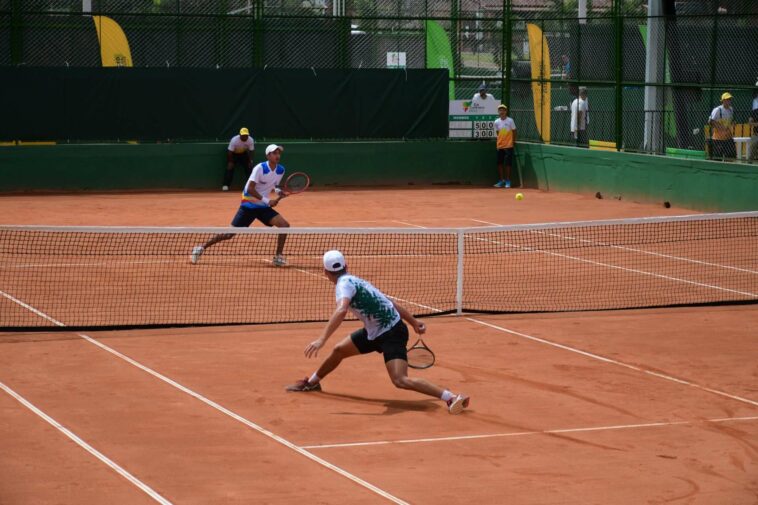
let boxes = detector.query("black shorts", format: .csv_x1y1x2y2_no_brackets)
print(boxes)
350,320,409,363
497,148,514,165
232,152,252,167
711,139,736,160
231,206,279,227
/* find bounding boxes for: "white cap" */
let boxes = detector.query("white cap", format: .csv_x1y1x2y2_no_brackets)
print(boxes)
265,144,283,155
323,250,346,272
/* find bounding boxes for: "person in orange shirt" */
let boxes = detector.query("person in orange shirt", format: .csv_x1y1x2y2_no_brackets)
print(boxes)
493,104,517,188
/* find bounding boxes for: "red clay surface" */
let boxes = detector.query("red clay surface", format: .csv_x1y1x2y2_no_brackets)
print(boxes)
0,187,692,227
1,188,756,504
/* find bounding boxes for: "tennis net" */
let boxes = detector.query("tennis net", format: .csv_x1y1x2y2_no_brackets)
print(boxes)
1,212,756,330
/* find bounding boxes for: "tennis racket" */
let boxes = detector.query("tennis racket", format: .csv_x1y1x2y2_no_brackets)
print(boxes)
407,338,435,370
282,172,310,196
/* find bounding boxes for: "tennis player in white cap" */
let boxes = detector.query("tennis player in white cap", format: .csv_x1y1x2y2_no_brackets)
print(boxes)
286,250,470,415
191,144,290,266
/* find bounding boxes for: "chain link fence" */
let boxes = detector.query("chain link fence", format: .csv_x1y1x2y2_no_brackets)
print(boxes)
2,0,756,157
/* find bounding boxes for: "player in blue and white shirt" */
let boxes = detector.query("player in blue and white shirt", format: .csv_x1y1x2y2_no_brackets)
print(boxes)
286,250,470,415
191,144,291,266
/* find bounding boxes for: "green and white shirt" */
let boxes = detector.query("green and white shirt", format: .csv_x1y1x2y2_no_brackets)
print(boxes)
335,275,401,339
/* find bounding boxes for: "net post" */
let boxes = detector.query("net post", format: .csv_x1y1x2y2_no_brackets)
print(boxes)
456,230,464,315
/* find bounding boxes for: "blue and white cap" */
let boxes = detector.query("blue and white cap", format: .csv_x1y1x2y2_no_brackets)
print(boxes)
323,250,346,272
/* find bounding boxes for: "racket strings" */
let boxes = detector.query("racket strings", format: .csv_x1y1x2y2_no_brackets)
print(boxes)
285,173,309,193
407,341,435,369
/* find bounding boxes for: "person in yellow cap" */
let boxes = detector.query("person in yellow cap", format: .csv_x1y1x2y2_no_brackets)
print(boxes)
223,127,255,191
493,104,517,188
708,92,735,161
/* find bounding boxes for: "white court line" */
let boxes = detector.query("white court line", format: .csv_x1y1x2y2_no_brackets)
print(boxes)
7,259,176,269
391,220,427,229
467,318,758,408
308,218,476,225
261,258,445,315
78,334,409,505
464,222,757,298
0,380,173,505
301,416,758,449
470,218,758,275
0,289,409,505
394,220,758,408
3,252,442,270
412,220,756,298
0,289,66,326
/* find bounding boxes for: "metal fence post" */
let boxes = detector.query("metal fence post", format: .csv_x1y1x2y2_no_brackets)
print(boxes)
338,16,349,70
253,0,264,68
451,0,460,81
176,0,183,67
503,0,512,106
614,0,623,151
10,0,22,65
708,0,719,114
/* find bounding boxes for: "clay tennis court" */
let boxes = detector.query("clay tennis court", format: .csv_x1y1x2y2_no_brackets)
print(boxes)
1,188,757,504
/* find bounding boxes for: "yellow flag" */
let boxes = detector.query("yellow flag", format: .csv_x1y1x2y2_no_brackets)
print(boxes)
527,23,551,143
93,16,133,67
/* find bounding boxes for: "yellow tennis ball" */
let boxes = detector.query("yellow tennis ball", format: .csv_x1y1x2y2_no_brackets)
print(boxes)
515,193,524,201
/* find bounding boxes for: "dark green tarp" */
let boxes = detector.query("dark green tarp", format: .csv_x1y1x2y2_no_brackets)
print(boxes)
0,68,448,141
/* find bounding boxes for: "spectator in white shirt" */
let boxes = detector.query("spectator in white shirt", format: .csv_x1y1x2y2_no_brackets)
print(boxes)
223,127,255,191
709,92,736,161
471,84,497,109
571,87,589,148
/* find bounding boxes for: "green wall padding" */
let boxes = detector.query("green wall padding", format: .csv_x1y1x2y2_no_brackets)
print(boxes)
0,140,496,192
1,141,755,213
516,143,758,212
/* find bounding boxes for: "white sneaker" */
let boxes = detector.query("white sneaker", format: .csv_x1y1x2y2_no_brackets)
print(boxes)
222,185,229,191
272,254,287,267
191,246,204,264
447,394,470,415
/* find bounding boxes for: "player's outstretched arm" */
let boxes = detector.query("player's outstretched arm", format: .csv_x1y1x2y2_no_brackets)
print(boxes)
305,298,350,358
392,301,426,335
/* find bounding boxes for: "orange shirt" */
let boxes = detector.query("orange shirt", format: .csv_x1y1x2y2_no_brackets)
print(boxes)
495,117,516,149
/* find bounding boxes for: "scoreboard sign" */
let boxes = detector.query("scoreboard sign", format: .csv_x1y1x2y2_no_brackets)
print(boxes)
448,100,499,138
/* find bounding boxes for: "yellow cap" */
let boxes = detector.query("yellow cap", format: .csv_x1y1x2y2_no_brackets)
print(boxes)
239,127,250,136
721,92,733,101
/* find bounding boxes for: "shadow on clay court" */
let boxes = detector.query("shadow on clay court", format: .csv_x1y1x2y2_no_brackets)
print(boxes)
317,390,441,415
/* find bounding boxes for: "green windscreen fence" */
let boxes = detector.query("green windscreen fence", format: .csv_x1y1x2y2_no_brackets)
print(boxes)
0,68,448,141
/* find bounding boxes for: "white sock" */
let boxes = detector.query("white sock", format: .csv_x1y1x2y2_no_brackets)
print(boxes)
440,390,455,402
308,373,320,384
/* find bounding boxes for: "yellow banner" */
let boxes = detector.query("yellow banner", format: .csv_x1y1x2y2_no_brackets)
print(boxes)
527,23,551,143
93,16,132,67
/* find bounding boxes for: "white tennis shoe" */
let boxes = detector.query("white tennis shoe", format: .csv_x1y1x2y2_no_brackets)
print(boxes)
447,394,470,415
191,246,205,264
272,254,287,267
